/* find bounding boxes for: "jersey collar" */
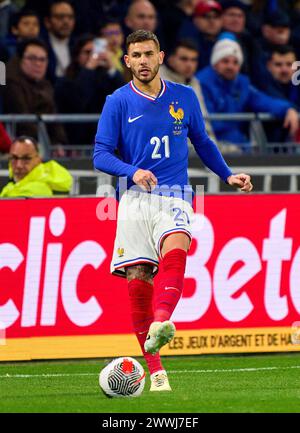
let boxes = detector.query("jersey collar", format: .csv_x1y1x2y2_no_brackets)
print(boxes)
130,79,166,101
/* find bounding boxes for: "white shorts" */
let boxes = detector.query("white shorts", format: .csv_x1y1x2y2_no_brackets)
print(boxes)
111,190,194,278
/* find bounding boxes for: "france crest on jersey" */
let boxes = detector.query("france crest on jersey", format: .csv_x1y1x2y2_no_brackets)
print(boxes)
93,79,232,199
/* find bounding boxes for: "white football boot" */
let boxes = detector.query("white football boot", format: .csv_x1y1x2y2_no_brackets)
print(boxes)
144,320,176,355
150,370,172,392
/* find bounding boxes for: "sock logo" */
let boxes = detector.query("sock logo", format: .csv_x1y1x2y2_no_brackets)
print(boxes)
165,286,181,293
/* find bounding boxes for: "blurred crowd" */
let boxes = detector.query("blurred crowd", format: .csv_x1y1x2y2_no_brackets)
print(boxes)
1,0,300,154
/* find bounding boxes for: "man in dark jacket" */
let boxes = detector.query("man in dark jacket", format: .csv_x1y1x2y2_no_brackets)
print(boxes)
43,0,76,83
262,45,300,145
196,37,299,152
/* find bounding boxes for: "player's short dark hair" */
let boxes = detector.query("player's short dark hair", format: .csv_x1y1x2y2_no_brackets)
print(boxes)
126,30,160,51
16,37,48,59
12,135,39,152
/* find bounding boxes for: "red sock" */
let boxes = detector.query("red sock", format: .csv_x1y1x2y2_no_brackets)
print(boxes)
154,248,187,322
128,278,163,375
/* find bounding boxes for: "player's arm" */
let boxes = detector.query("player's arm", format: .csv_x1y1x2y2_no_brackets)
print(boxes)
187,89,253,192
93,95,139,179
93,95,157,191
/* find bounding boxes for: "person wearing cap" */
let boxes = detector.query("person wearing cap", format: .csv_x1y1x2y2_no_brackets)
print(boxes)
252,9,293,88
221,0,259,77
178,0,223,70
247,1,292,38
262,10,291,46
196,37,299,152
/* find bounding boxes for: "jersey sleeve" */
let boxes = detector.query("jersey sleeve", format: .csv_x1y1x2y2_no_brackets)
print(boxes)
93,94,139,179
187,88,232,183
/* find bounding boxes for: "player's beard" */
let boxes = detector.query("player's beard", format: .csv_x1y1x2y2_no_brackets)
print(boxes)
132,63,160,84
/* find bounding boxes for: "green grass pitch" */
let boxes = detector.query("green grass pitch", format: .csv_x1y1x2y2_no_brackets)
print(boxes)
0,353,300,413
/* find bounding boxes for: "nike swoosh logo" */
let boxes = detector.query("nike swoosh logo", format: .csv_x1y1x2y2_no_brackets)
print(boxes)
128,115,143,123
165,287,181,293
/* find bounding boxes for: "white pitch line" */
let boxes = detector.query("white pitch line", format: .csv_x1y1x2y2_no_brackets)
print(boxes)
0,365,300,379
168,365,300,374
0,372,96,378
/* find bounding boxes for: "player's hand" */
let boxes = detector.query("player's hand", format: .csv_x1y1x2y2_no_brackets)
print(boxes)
227,173,253,192
133,169,157,192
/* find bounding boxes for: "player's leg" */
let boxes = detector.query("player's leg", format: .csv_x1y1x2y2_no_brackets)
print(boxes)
126,263,171,391
144,233,190,355
155,232,190,321
111,191,172,390
144,192,194,356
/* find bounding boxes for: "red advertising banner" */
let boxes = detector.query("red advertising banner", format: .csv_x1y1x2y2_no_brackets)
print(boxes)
0,194,300,360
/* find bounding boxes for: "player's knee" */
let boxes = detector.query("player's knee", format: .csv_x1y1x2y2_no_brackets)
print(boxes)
126,264,153,283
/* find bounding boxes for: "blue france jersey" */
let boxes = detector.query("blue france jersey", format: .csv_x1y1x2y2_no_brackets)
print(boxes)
93,79,232,193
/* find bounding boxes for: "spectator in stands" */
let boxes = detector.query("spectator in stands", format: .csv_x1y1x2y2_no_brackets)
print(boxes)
0,0,18,38
221,0,258,76
43,0,76,83
3,38,67,152
264,45,299,105
55,34,125,145
252,10,292,87
247,0,291,37
261,10,291,47
0,123,11,153
124,0,158,34
0,135,72,197
159,0,200,52
197,37,299,152
24,0,128,35
262,45,300,145
98,19,125,76
124,0,165,50
160,39,217,140
221,0,246,33
5,9,40,57
179,0,223,70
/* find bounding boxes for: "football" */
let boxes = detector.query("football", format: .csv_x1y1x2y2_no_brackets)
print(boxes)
99,357,146,398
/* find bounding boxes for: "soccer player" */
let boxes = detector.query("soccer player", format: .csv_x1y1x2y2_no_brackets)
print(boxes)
93,30,253,392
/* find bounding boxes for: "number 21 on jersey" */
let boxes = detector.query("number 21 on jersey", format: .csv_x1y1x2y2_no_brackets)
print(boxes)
150,135,170,159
